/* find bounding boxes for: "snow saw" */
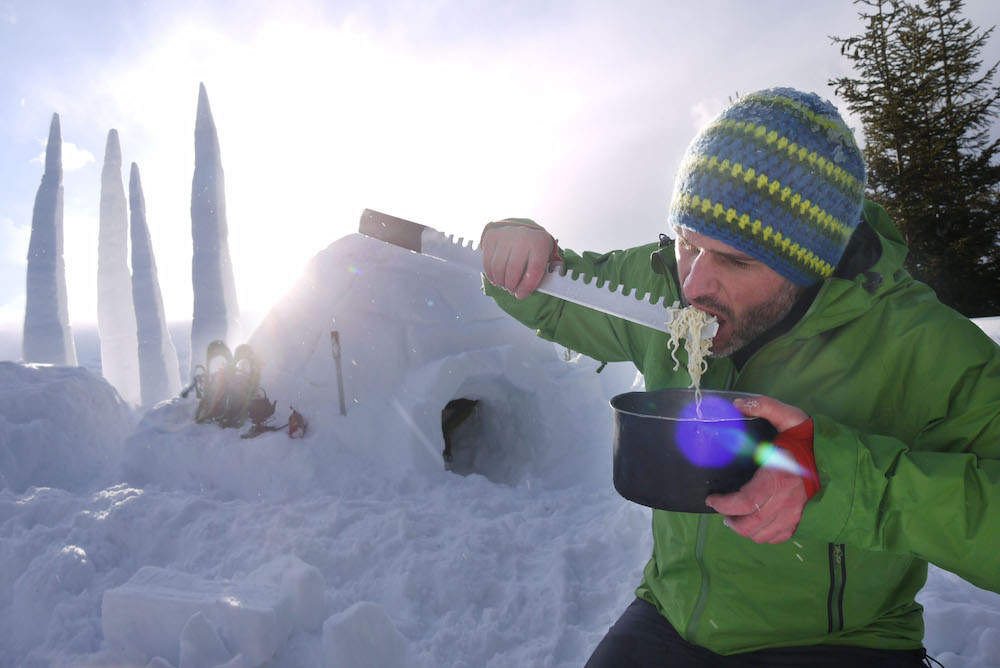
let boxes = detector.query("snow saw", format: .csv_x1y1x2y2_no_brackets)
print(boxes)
357,209,718,338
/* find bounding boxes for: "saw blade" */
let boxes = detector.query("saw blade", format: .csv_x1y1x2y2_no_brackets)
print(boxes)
358,209,718,338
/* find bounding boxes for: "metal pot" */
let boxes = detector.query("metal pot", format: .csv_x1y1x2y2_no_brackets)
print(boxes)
610,389,778,513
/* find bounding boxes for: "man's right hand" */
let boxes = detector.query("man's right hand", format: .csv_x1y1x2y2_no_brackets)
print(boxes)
480,222,556,299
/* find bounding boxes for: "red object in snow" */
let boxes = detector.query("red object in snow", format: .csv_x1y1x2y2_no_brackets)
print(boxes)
288,407,307,438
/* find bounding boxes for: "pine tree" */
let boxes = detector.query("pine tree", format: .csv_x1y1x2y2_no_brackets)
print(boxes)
831,0,1000,317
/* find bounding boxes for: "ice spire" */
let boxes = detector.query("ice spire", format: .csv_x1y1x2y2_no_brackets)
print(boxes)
23,113,77,365
129,163,181,407
97,130,140,404
190,82,240,377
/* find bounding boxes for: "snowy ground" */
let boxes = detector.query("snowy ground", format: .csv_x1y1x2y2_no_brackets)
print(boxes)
1,243,999,666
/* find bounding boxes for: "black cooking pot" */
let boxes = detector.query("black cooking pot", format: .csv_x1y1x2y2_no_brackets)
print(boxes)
610,389,778,513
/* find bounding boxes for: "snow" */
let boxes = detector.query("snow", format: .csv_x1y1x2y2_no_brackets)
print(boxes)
23,112,77,367
129,162,182,407
190,83,241,381
1,235,999,667
97,129,141,406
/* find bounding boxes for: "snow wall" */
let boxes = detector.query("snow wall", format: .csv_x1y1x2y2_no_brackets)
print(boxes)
0,362,133,493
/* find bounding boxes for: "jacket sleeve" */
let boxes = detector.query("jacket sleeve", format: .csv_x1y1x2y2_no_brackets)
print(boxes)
483,241,672,369
795,321,1000,594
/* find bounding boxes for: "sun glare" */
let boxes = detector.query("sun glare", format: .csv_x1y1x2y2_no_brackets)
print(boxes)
39,10,593,329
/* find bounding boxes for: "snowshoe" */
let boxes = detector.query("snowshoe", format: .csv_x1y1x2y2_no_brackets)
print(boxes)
216,344,261,429
195,340,234,423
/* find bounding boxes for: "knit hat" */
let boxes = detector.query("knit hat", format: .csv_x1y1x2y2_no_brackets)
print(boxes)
667,88,867,285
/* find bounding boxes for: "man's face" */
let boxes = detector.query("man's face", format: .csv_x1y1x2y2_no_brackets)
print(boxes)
674,226,804,357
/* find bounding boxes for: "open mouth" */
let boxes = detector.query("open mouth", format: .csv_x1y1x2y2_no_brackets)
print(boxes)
693,306,725,328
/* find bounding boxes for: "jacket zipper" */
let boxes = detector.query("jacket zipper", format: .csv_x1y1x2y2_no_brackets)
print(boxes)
827,543,847,633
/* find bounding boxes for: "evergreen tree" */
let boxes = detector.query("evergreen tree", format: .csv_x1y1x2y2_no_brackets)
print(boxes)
831,0,1000,317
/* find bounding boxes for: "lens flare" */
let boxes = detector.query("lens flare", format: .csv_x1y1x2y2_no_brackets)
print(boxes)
753,442,804,475
674,396,754,468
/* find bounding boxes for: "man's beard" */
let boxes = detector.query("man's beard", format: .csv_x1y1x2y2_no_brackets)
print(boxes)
684,281,804,358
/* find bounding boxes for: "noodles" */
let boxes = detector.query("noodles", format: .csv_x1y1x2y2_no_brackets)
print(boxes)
665,302,717,417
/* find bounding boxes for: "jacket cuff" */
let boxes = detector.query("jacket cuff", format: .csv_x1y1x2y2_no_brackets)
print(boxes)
794,414,859,543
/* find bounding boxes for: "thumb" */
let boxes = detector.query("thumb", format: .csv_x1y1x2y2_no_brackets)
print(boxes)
733,395,808,433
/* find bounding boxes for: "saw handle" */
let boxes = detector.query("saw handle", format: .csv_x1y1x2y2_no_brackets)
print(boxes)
359,209,427,253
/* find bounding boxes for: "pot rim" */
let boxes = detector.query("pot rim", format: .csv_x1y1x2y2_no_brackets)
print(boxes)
609,389,767,423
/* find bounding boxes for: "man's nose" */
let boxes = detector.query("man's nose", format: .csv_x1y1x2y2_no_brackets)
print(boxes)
682,253,718,303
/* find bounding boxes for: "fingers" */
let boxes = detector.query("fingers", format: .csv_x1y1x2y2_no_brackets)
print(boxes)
512,244,551,298
723,504,778,542
722,501,800,544
485,242,512,289
705,487,758,517
706,466,777,516
481,223,554,298
707,467,807,544
733,395,809,433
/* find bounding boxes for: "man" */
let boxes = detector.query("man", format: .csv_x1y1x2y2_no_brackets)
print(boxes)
479,88,1000,667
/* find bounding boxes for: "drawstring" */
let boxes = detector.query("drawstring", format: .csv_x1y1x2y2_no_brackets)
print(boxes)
921,649,945,667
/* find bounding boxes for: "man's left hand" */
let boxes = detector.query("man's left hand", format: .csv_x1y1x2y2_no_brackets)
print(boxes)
705,395,811,544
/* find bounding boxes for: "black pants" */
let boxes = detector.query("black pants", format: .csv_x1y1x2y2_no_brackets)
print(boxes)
585,598,930,668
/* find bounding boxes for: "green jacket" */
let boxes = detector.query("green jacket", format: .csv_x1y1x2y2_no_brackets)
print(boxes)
484,201,1000,654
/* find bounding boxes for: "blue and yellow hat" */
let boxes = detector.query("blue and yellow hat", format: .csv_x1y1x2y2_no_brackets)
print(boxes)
667,88,867,285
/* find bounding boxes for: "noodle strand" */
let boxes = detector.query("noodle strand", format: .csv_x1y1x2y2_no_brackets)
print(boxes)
665,303,716,417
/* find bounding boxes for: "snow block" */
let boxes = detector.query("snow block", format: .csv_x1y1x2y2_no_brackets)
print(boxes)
102,556,325,667
179,611,234,668
322,601,414,668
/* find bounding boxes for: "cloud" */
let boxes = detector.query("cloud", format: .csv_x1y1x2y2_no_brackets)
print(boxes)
0,2,16,26
30,140,96,172
0,294,25,327
0,216,29,265
0,217,29,328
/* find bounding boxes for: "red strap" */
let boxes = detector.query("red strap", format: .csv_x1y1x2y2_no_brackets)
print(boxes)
774,418,820,499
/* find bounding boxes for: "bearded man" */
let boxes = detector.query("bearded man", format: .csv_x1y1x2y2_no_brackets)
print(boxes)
480,88,999,667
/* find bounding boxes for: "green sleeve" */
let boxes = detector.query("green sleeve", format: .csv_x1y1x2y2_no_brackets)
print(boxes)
483,241,674,369
796,334,1000,594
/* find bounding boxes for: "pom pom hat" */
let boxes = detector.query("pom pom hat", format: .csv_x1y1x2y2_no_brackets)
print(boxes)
667,88,867,285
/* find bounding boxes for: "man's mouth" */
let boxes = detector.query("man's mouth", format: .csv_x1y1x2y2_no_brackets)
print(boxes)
692,305,725,326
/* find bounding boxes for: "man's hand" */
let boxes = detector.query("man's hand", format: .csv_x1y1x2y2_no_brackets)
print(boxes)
705,396,813,544
481,222,555,299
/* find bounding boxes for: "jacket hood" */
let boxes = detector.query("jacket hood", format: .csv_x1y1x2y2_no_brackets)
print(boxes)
790,200,911,339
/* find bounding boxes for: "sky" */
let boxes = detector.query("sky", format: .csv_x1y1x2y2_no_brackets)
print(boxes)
2,0,1000,334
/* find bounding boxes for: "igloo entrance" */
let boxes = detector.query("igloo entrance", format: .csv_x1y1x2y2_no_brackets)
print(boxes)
439,376,543,485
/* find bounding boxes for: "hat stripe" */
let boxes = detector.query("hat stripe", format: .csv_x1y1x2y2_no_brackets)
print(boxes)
671,192,835,279
742,90,860,149
705,119,865,201
680,154,856,244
